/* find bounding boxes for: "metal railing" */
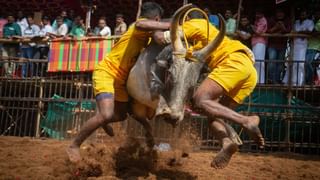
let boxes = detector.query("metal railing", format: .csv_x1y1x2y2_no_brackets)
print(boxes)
1,32,320,154
0,58,319,154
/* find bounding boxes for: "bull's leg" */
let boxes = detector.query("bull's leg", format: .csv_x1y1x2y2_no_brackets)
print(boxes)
132,101,155,148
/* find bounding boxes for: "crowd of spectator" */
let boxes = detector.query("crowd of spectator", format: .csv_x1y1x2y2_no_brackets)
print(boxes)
0,6,319,85
0,10,128,78
205,7,320,86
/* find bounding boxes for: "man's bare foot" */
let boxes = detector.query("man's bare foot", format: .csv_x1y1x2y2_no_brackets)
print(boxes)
211,139,238,169
66,145,81,163
243,116,265,149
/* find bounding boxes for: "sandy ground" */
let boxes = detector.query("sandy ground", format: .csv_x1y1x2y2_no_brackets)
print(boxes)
0,134,320,180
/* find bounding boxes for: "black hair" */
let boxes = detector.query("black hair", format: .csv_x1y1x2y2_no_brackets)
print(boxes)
116,13,124,18
255,7,264,15
240,14,249,19
7,13,14,18
140,2,164,18
275,8,284,13
204,7,211,14
75,15,82,19
56,16,63,20
225,8,233,14
26,15,33,19
98,18,106,22
42,16,50,20
299,8,308,14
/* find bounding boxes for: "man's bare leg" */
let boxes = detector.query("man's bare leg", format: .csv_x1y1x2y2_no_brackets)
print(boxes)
194,78,264,148
66,97,123,163
100,101,129,137
210,119,238,169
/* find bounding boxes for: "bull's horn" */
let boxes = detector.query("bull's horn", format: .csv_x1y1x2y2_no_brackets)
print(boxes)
170,4,193,59
192,14,226,62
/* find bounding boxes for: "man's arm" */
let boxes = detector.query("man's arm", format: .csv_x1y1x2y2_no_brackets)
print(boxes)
267,19,279,33
100,27,111,36
120,23,127,34
16,24,22,36
236,30,251,40
277,20,291,33
3,26,9,38
135,20,170,31
293,20,314,34
61,24,68,36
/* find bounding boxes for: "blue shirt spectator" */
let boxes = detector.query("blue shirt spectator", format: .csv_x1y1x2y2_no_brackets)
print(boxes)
204,7,220,28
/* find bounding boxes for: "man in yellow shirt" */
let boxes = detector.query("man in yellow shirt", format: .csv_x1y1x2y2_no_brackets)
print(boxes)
153,8,264,169
67,2,170,163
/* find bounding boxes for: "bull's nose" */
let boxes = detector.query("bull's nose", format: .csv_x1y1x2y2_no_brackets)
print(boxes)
155,106,172,116
170,112,184,122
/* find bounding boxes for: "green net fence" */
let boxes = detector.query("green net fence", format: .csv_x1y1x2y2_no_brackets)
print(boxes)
41,95,96,139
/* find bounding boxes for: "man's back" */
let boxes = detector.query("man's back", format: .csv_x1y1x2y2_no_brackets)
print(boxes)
183,19,253,68
3,22,21,37
96,19,151,82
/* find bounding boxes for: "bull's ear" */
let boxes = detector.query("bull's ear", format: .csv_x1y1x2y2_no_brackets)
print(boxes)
192,14,226,63
170,4,193,60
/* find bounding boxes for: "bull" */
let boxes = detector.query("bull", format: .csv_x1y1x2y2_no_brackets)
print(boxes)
126,5,242,147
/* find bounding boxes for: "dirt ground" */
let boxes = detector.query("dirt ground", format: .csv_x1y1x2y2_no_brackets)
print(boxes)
0,133,320,180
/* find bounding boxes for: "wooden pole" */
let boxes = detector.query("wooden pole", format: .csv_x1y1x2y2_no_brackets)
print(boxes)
35,79,44,138
285,2,296,153
136,0,143,20
236,0,243,30
85,7,92,31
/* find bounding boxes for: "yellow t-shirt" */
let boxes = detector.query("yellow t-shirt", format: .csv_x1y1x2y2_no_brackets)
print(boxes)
182,19,254,69
97,18,152,83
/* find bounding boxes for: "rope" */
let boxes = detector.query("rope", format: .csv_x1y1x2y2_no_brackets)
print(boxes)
180,7,210,60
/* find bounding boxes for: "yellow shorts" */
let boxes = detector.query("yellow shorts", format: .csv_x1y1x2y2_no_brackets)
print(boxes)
92,64,129,102
208,51,257,104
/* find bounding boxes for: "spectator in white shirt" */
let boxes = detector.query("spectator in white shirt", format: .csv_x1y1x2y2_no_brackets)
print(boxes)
21,15,40,77
49,16,68,38
38,16,53,37
33,16,53,76
93,18,111,36
283,9,314,85
16,11,28,33
36,16,52,57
